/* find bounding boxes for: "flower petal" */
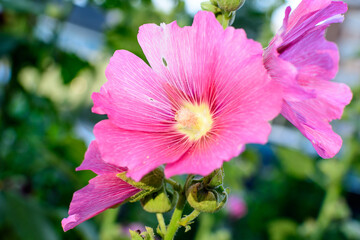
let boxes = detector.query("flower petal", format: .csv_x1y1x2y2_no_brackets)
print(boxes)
164,79,281,177
282,1,347,45
280,25,339,83
92,50,173,132
264,0,351,158
137,11,224,102
282,81,352,158
76,141,125,174
61,174,140,232
94,120,191,181
164,130,244,177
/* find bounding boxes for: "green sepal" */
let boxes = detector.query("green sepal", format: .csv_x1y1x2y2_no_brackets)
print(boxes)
140,186,178,213
117,168,164,203
129,230,144,240
143,227,155,240
201,1,221,13
129,227,155,240
203,168,224,189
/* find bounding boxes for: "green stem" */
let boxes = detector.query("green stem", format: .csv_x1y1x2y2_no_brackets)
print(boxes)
221,14,229,29
312,143,356,240
165,178,181,191
164,190,186,240
99,208,119,240
156,213,167,235
179,210,201,227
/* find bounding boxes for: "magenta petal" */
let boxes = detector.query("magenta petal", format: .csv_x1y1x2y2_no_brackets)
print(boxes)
280,26,339,83
137,11,224,100
61,174,140,232
76,141,126,174
92,50,173,132
282,81,352,158
165,134,244,177
264,0,351,158
94,120,190,181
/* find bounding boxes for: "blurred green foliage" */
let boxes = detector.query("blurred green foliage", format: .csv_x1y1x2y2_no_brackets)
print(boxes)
0,0,359,239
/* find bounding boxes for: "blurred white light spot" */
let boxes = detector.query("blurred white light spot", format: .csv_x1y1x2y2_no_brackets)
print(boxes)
253,0,278,12
184,0,203,15
73,0,88,7
106,9,124,27
153,0,175,13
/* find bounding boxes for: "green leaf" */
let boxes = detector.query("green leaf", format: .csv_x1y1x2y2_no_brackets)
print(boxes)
277,147,315,179
58,53,90,85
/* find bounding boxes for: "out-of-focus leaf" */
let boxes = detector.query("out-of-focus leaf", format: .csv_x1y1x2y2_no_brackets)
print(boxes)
0,34,18,56
268,219,298,240
58,53,91,85
319,159,343,182
277,147,315,179
0,0,44,14
4,192,58,240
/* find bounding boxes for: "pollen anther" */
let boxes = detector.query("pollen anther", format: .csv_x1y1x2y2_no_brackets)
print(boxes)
175,103,213,141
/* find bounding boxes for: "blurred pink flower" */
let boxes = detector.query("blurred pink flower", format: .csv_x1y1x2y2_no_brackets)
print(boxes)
92,11,282,181
227,195,247,219
61,141,140,231
264,0,352,158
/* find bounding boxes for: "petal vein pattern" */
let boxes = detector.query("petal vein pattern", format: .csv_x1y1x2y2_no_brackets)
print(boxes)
62,142,140,231
263,0,352,158
93,11,282,180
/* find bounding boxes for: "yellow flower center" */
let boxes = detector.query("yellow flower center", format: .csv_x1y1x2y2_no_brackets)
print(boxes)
175,103,213,141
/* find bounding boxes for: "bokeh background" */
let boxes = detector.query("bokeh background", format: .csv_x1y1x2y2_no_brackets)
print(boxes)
0,0,359,239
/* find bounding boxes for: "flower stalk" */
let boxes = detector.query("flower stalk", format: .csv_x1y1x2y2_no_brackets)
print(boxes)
156,213,167,236
164,190,186,240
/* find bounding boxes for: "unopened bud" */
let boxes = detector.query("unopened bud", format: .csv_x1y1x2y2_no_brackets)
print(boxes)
203,168,224,189
186,182,228,213
217,0,245,12
140,186,178,213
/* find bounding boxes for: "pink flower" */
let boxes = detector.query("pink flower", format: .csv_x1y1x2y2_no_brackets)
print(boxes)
264,0,352,158
61,141,140,231
92,11,282,181
227,195,247,219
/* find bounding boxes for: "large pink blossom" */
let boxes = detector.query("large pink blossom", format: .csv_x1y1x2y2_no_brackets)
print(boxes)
92,11,282,181
61,141,140,231
264,0,352,158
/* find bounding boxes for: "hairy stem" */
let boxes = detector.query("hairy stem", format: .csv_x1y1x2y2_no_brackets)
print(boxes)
179,210,201,227
156,213,167,236
164,191,186,240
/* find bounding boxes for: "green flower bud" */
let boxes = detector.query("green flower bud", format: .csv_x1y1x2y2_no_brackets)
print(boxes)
203,168,224,189
217,0,245,12
140,186,178,213
186,183,228,213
